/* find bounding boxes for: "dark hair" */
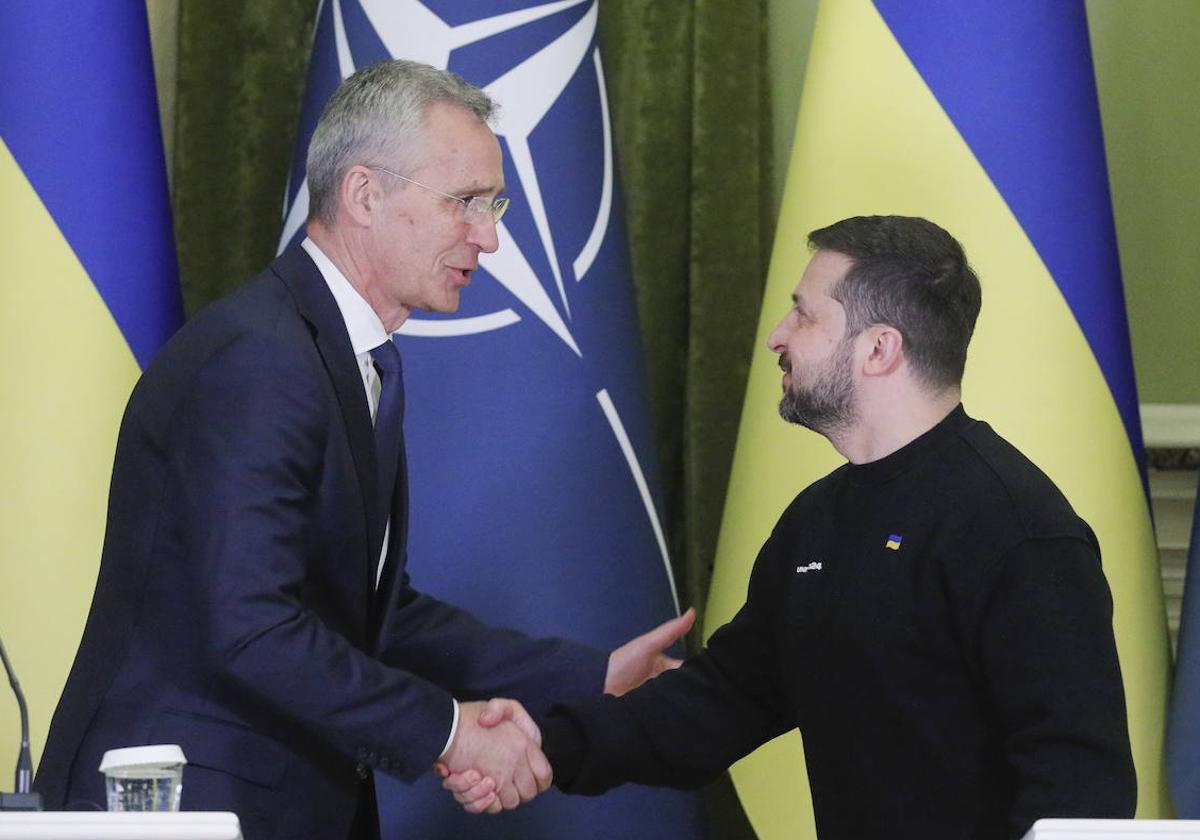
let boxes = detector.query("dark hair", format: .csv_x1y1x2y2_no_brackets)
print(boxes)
808,215,981,390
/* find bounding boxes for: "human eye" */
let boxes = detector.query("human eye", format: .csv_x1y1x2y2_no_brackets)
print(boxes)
441,195,475,221
455,191,507,224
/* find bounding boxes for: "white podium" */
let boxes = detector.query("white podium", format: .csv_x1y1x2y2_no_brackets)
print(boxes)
0,812,241,839
1024,820,1200,839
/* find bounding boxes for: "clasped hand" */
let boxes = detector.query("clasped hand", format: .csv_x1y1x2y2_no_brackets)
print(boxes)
435,608,696,814
435,698,548,814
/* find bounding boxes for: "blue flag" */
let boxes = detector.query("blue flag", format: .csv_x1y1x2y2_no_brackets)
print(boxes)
0,2,182,366
1168,470,1200,817
0,0,183,781
281,2,706,837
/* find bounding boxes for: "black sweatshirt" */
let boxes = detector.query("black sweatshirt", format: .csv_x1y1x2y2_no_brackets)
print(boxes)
543,405,1135,839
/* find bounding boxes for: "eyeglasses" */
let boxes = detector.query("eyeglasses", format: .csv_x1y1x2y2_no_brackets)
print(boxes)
367,165,509,225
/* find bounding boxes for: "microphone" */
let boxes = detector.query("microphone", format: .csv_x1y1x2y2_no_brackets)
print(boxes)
0,631,42,811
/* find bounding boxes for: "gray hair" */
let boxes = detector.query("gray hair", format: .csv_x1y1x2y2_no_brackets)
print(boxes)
306,59,496,224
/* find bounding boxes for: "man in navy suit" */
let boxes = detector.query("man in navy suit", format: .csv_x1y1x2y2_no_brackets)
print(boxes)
34,60,692,840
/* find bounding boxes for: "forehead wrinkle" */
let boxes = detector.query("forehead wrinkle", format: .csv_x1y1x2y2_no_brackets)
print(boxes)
455,177,505,197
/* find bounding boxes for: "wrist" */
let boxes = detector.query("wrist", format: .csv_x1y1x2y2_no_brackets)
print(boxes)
437,698,461,761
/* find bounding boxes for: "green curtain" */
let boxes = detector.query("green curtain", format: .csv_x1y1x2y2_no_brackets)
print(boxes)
598,1,773,636
173,3,770,836
173,0,317,312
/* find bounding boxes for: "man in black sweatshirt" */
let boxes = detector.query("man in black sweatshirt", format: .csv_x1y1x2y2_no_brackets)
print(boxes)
443,215,1136,839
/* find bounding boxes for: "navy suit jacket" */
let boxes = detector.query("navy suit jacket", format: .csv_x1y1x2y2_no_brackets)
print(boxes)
35,246,605,839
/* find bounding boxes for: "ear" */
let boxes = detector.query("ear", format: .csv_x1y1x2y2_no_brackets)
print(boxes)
338,165,379,228
861,325,904,377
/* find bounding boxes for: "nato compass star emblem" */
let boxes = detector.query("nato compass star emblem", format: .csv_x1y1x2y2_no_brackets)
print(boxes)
278,0,677,607
281,0,611,357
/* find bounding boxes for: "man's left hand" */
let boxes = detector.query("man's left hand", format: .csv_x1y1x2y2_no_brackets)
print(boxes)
604,607,695,696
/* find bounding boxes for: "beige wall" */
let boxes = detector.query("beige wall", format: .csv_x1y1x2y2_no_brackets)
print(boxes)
766,0,1200,405
1088,0,1200,406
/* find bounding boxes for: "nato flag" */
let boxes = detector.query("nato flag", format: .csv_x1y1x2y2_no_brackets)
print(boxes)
281,2,706,837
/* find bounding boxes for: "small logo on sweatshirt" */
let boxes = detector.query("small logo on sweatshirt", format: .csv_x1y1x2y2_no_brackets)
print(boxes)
885,534,903,551
795,561,823,574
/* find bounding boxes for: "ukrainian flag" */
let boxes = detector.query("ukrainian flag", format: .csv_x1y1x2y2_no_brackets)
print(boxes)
0,2,182,779
705,2,1170,836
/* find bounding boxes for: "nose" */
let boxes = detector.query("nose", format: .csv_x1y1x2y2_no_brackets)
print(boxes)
766,314,789,353
467,215,500,254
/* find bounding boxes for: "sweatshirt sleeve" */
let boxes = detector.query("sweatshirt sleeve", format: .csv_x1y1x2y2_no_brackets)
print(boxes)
972,535,1137,837
542,533,795,794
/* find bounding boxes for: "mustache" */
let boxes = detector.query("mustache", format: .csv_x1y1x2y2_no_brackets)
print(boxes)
778,355,792,374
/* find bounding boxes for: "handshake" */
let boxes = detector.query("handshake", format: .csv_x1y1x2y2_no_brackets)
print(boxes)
434,697,551,814
432,607,696,814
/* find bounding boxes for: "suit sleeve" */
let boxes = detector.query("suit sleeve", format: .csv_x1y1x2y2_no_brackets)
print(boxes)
173,334,455,781
972,534,1137,837
376,582,607,717
540,531,795,793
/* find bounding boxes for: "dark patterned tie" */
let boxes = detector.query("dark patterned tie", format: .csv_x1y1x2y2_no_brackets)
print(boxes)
370,337,404,588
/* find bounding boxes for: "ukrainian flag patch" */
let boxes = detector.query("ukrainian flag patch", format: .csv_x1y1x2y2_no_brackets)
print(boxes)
885,534,903,551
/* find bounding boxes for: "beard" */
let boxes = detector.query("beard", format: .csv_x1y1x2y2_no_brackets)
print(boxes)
778,337,857,436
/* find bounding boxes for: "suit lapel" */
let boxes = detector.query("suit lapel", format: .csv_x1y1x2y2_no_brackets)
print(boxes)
270,246,386,583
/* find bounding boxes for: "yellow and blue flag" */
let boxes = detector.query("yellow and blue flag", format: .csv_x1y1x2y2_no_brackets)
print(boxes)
0,1,182,780
705,2,1170,836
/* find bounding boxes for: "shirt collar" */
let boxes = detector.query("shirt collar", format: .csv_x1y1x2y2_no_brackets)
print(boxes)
301,237,390,356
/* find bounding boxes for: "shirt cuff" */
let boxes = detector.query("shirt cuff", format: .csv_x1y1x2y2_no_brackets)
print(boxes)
438,698,460,759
